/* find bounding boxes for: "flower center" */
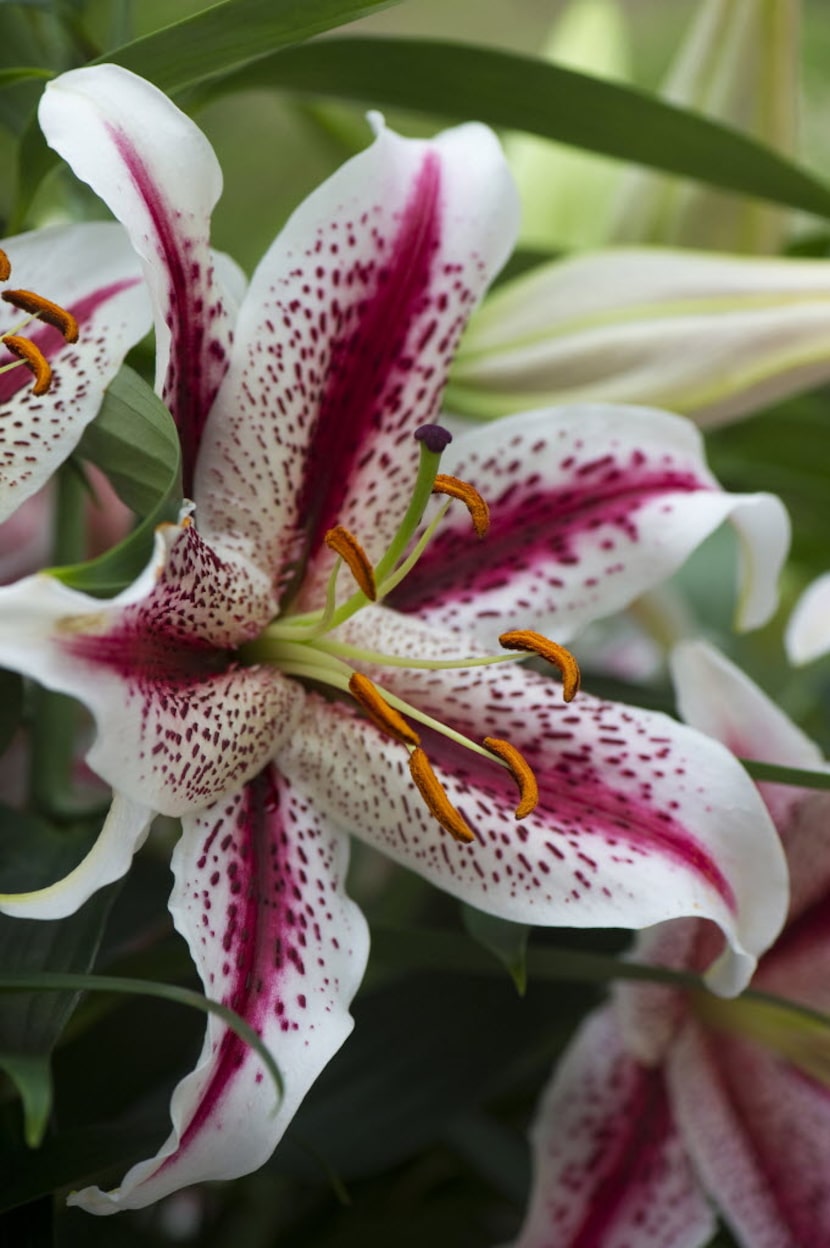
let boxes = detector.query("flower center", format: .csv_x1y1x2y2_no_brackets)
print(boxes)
0,246,79,395
693,989,830,1087
243,424,580,843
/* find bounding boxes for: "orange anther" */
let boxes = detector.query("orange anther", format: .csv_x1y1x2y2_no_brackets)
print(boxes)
499,629,581,702
2,289,78,343
409,746,475,843
349,672,420,748
325,524,377,600
2,334,52,395
432,474,490,538
0,249,10,283
484,736,539,819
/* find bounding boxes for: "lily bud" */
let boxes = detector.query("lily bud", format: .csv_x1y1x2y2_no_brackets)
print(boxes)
607,0,800,253
448,246,830,428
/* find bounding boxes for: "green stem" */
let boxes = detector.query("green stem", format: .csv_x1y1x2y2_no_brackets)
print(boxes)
740,758,830,791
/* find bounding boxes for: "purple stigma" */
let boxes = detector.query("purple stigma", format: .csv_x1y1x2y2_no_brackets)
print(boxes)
414,424,453,454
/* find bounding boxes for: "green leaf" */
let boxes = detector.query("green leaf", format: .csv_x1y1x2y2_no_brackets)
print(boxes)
0,67,52,86
462,903,529,994
105,0,401,93
52,365,181,596
0,970,283,1105
0,1056,51,1150
205,37,830,220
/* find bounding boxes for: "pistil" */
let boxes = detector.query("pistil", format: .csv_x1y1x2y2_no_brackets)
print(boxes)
243,423,581,843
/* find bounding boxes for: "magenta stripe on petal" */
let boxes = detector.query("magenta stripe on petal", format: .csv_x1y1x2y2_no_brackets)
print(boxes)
108,124,228,491
295,151,442,561
163,769,288,1159
424,723,737,914
0,279,139,405
392,455,704,615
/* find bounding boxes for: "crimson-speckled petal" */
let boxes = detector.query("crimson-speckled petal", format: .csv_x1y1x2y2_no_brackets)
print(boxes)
0,523,301,815
390,405,788,643
194,117,519,596
286,609,788,995
70,764,369,1212
0,222,149,522
668,1020,830,1248
39,66,235,492
512,1008,715,1248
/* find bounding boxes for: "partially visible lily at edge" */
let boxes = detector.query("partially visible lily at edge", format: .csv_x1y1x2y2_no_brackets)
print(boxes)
0,221,150,528
0,66,790,1212
511,642,830,1248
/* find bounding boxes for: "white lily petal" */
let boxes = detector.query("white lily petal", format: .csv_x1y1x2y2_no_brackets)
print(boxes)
0,795,153,919
0,524,302,816
668,1019,830,1247
0,222,150,522
512,1008,715,1248
449,248,830,428
293,608,788,994
786,572,830,665
391,404,788,642
39,66,235,489
71,765,369,1212
195,115,519,594
672,640,825,827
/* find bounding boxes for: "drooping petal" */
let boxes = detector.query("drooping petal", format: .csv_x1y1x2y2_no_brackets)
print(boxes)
0,222,150,522
390,405,788,644
0,522,301,815
194,116,519,595
288,609,788,994
512,1008,715,1248
671,640,825,831
70,765,370,1212
668,1019,830,1248
38,66,235,492
447,248,830,428
785,572,830,664
0,795,153,919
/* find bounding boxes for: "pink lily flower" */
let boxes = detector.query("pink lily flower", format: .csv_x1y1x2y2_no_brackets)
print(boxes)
0,66,791,1212
0,221,150,525
512,640,830,1248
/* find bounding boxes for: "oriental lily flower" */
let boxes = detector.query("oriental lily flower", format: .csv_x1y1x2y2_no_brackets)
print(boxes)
0,224,150,524
512,641,830,1248
0,65,791,1212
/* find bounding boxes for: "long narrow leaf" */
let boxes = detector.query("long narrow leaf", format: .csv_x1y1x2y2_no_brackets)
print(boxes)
201,37,830,220
103,0,400,92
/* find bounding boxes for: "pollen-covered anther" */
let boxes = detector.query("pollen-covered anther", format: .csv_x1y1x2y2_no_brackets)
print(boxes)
484,736,539,820
2,289,79,343
0,249,10,283
2,334,52,395
349,672,420,748
499,629,581,702
408,747,476,843
325,524,377,600
432,474,490,538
